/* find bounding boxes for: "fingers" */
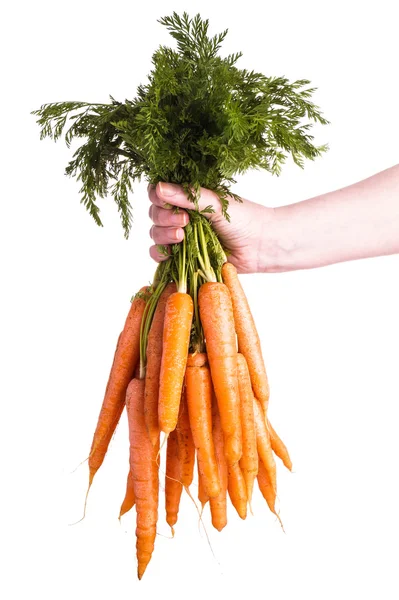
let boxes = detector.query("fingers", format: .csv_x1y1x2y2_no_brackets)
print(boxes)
149,204,189,227
149,245,170,263
150,224,185,244
147,182,225,264
148,186,189,249
148,182,223,215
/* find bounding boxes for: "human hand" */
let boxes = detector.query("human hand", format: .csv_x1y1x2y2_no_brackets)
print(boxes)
148,182,275,274
149,165,399,274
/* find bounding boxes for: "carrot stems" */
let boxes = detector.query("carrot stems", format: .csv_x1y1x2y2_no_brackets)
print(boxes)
196,219,216,283
139,260,171,378
177,234,188,294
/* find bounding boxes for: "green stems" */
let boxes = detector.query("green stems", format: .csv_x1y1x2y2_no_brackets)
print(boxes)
188,261,204,353
177,234,188,293
195,219,216,283
139,259,171,379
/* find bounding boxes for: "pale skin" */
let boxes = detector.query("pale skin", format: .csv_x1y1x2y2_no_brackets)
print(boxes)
148,164,399,274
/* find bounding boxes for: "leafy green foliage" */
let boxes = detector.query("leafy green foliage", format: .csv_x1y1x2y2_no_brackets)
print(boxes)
32,12,328,238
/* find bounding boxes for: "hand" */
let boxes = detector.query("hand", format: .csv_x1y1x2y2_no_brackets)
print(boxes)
148,164,399,275
148,182,275,274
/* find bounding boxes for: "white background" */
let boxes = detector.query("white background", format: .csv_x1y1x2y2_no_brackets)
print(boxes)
1,0,399,598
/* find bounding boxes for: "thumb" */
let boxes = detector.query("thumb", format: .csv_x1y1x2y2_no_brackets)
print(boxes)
155,182,223,216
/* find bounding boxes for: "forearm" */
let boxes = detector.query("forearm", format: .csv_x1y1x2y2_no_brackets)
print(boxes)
261,164,399,272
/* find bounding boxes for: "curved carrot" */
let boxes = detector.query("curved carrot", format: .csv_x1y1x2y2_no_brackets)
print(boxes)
268,421,292,471
176,389,195,488
126,378,159,580
227,462,247,520
257,459,284,528
253,398,277,494
158,292,193,434
221,262,270,416
144,282,176,446
186,354,220,498
209,406,228,531
88,287,149,486
119,470,135,519
237,354,258,507
198,282,242,465
165,429,183,533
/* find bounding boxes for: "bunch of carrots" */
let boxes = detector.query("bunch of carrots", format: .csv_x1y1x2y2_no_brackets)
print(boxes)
87,218,292,579
30,10,329,583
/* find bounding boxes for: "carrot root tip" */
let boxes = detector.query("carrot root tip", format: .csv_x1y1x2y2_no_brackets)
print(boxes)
156,433,169,465
69,454,90,475
275,513,285,532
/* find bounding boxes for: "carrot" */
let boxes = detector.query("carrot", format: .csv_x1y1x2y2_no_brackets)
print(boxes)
221,262,270,416
198,282,242,465
126,378,159,580
253,398,277,495
268,421,292,471
257,459,283,528
144,282,176,446
119,470,135,520
175,389,195,488
209,405,228,531
165,429,183,534
198,463,209,512
237,353,258,508
185,352,208,368
158,292,193,434
257,459,277,513
227,462,247,520
88,287,149,487
185,353,220,497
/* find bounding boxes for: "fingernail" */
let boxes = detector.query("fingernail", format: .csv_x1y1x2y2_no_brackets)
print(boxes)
174,228,184,241
159,182,180,197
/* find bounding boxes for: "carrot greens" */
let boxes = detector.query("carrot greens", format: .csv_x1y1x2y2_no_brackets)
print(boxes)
32,11,328,238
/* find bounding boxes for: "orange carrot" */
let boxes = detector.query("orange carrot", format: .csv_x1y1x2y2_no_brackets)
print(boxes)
165,429,183,534
144,283,176,446
253,398,277,494
198,462,209,511
222,262,270,416
119,470,135,519
185,353,220,497
175,389,195,488
88,287,149,487
158,292,193,434
126,378,159,580
257,459,283,528
209,405,228,531
237,353,258,508
268,421,292,471
198,282,242,465
227,462,247,520
257,459,276,513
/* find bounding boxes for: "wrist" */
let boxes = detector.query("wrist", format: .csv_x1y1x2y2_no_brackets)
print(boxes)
257,206,297,273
